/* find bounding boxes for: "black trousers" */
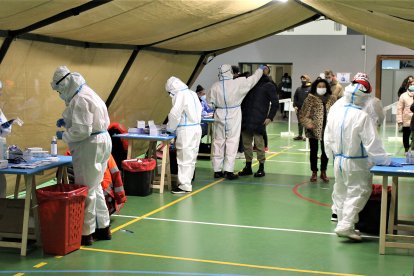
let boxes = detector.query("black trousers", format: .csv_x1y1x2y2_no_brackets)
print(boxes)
309,138,328,172
402,127,411,150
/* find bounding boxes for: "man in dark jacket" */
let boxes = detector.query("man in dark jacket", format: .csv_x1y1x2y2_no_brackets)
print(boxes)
293,74,311,141
238,70,279,177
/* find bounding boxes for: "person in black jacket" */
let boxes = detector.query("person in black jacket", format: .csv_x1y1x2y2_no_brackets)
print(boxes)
293,74,311,141
238,69,279,177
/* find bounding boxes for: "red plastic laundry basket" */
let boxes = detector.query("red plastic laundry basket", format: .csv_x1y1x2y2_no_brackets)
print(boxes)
36,184,88,255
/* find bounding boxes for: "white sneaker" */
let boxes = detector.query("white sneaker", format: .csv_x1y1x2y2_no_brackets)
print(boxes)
335,228,362,241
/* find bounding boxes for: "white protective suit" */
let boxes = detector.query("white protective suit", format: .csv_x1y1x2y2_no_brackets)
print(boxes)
166,77,202,192
51,66,112,235
0,80,11,198
324,83,390,234
208,65,263,173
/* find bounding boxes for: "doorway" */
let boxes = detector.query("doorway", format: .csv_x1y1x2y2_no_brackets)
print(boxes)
376,55,414,122
238,62,292,87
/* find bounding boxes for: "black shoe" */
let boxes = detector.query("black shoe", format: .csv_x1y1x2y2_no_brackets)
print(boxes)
171,187,190,194
254,170,265,177
331,213,338,222
94,226,112,240
238,163,253,176
214,171,224,178
224,171,239,180
293,136,303,141
254,163,265,177
81,234,94,246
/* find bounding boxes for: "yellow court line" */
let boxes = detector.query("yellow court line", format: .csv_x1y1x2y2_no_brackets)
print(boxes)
81,247,364,276
33,262,47,268
112,151,282,233
111,178,224,233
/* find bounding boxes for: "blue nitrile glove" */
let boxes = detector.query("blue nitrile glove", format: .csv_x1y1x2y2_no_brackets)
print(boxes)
56,131,64,140
259,65,267,70
56,118,66,127
389,161,402,167
1,121,11,129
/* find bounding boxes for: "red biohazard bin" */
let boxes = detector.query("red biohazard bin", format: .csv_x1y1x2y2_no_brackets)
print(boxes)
122,158,156,196
36,184,88,255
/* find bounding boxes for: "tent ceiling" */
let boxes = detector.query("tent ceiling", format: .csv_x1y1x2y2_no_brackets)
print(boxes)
301,1,414,50
0,1,413,52
0,1,86,30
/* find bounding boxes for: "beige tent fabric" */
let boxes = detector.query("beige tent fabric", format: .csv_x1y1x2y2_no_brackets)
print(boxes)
0,39,130,192
109,50,200,156
33,0,270,46
301,0,414,49
0,1,86,30
155,1,315,51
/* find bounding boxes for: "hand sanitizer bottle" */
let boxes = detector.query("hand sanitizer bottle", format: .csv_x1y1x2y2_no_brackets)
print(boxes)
51,136,58,157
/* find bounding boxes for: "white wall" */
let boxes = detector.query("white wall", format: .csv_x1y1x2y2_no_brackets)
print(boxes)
193,34,414,109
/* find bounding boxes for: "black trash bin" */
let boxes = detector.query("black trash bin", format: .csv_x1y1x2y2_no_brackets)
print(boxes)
356,184,391,234
122,158,156,196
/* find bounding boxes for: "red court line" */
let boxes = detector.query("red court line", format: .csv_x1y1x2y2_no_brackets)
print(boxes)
292,181,331,207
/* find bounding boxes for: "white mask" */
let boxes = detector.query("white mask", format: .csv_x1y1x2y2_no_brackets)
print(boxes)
316,88,327,96
200,95,206,101
408,85,414,92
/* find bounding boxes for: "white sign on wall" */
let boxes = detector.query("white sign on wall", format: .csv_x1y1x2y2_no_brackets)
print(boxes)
336,72,351,83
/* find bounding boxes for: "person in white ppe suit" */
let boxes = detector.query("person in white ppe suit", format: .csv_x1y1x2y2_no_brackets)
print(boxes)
51,66,112,246
166,76,202,194
0,80,12,198
324,73,401,241
328,73,386,222
209,64,264,180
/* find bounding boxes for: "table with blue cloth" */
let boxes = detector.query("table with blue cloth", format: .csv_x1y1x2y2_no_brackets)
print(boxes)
0,155,72,256
370,157,414,254
113,133,175,193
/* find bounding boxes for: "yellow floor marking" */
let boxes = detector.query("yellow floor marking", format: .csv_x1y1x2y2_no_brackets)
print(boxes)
111,178,224,233
55,256,63,259
33,262,47,268
81,247,364,276
112,151,283,234
14,273,24,276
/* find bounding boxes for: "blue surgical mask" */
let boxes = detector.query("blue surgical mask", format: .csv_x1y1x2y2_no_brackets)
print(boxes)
408,85,414,92
200,95,206,101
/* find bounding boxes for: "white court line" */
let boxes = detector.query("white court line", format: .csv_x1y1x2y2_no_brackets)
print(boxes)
113,215,378,239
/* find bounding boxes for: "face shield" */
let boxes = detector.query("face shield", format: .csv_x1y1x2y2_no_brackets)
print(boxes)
344,83,371,106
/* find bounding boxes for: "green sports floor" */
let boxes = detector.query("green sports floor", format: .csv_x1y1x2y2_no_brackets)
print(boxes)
0,120,413,276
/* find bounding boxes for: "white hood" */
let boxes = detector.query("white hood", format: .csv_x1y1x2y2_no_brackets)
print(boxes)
165,76,188,98
51,66,86,106
218,64,233,81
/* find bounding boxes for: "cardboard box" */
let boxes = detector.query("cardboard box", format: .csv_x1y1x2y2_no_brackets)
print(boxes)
0,199,34,234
